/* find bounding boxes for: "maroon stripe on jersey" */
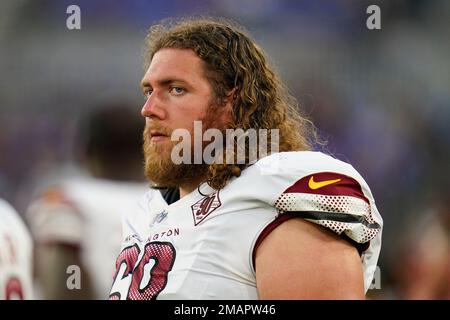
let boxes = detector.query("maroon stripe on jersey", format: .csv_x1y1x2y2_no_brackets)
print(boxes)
283,172,369,204
252,213,370,271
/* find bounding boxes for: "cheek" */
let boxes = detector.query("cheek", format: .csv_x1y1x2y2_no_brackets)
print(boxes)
172,97,210,126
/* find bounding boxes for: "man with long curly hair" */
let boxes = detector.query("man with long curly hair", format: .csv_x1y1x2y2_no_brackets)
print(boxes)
109,17,383,300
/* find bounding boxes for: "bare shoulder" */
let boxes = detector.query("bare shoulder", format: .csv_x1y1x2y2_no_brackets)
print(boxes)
255,218,365,299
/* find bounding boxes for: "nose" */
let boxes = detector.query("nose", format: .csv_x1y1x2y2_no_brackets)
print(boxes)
141,93,166,120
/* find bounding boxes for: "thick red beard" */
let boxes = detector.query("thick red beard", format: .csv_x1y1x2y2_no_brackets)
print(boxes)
142,107,226,188
143,126,208,188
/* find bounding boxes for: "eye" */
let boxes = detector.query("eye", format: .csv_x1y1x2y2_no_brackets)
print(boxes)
170,86,185,95
143,89,153,100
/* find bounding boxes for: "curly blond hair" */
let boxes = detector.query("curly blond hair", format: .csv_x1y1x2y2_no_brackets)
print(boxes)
144,17,318,189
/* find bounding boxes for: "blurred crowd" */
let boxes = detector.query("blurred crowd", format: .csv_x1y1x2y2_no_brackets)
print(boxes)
0,0,449,299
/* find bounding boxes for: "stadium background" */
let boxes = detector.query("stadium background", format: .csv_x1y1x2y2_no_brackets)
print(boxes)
0,0,449,299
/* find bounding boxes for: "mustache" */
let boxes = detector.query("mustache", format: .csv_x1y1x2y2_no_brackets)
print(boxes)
144,123,172,137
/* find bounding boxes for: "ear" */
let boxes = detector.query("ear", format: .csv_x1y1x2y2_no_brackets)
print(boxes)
227,87,238,99
221,88,237,123
224,87,237,109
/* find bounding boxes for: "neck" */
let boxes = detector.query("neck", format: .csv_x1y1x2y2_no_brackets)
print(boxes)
179,175,206,198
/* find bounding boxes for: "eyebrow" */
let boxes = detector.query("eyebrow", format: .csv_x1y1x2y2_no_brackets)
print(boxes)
140,77,191,89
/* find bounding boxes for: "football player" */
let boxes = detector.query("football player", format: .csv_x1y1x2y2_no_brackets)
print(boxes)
27,105,148,299
109,17,383,300
0,199,33,300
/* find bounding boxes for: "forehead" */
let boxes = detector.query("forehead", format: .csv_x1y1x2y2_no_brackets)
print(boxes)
142,48,207,86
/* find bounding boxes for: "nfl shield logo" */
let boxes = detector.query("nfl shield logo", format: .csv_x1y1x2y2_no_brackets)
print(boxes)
191,191,221,226
150,210,168,227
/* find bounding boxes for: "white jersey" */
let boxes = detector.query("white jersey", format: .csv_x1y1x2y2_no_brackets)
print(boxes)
109,151,383,299
27,175,148,299
0,199,33,300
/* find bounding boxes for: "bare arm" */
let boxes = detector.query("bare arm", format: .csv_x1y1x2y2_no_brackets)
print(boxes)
255,218,365,299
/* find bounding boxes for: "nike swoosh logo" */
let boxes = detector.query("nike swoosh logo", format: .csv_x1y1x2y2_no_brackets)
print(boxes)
308,176,341,190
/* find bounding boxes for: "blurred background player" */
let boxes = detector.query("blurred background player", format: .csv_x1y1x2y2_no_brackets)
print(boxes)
389,194,450,300
0,198,33,300
26,103,148,299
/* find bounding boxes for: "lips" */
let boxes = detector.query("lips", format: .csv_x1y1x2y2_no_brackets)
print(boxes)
148,128,170,142
150,129,168,138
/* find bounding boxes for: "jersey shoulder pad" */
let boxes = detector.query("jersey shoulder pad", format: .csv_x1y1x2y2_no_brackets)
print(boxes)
26,185,83,244
252,151,382,244
121,188,166,240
